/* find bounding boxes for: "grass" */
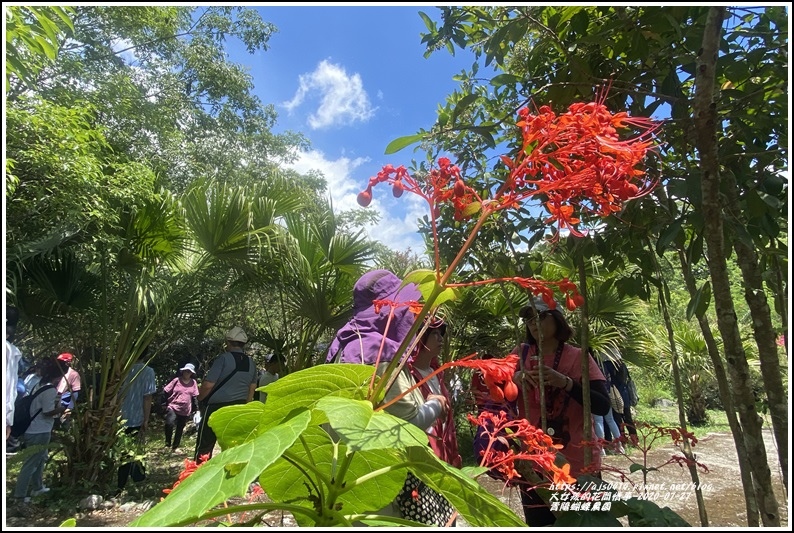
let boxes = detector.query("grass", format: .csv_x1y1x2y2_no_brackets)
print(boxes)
5,417,197,526
633,404,732,440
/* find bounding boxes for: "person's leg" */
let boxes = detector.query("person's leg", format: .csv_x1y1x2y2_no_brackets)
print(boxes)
622,403,637,440
593,414,605,440
612,409,624,438
30,433,52,491
194,404,219,463
13,433,49,498
164,408,176,447
172,414,188,449
604,408,624,451
519,485,556,526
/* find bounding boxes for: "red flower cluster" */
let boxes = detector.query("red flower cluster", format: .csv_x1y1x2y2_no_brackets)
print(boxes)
455,354,519,403
468,409,574,487
162,454,210,498
357,95,658,239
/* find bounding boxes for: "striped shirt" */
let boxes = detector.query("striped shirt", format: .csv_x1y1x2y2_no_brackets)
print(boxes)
120,362,157,428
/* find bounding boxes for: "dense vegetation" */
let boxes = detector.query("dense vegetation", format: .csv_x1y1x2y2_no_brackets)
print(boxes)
5,5,787,527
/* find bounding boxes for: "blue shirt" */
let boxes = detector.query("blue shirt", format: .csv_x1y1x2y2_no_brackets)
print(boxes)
120,362,157,428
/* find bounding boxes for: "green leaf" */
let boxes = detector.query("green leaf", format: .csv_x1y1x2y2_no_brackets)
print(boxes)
384,134,424,155
131,410,312,527
403,268,436,287
570,9,590,35
625,497,691,526
418,11,433,31
261,426,406,526
319,396,430,451
432,286,460,307
490,73,521,87
256,365,375,432
656,219,683,255
451,93,480,123
403,446,526,527
628,462,645,473
686,280,711,320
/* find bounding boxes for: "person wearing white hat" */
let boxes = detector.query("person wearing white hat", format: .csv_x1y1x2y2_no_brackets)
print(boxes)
161,362,199,453
193,326,257,463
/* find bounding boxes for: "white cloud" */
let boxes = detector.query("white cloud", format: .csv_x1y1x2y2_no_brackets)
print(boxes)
282,149,426,253
282,60,377,130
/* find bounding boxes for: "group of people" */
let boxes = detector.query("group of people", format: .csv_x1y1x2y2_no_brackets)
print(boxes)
7,269,640,525
324,269,638,526
115,326,284,496
5,308,284,501
5,305,85,503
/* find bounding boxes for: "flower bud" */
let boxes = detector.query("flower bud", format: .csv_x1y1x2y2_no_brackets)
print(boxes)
357,189,372,207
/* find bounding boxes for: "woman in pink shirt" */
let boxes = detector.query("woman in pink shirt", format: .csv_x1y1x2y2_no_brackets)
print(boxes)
162,363,199,453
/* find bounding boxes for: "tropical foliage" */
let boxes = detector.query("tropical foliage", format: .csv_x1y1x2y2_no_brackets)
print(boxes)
4,4,787,527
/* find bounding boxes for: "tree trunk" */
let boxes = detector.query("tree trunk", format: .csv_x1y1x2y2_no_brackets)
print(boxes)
674,245,760,526
694,6,780,526
649,241,709,526
723,171,788,490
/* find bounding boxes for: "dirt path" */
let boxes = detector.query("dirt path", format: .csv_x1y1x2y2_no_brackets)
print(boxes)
6,429,788,527
473,428,788,527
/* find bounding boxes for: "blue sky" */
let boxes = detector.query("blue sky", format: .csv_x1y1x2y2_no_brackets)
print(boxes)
222,5,477,254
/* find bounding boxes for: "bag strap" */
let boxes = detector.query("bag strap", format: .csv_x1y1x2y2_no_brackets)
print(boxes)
202,352,248,405
28,384,55,422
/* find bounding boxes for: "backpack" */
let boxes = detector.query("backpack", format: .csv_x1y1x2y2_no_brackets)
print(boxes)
11,384,55,438
627,375,639,407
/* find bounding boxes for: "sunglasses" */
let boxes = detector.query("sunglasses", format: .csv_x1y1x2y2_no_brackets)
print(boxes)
523,310,551,322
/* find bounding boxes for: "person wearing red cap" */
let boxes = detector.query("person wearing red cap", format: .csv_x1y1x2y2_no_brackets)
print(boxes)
56,353,82,424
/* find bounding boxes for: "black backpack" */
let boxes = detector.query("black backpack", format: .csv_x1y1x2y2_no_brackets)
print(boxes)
11,384,54,438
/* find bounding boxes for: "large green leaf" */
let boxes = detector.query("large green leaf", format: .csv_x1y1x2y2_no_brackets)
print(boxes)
256,364,375,431
261,426,406,526
403,446,526,527
318,396,430,451
625,497,691,526
685,280,711,320
131,409,311,527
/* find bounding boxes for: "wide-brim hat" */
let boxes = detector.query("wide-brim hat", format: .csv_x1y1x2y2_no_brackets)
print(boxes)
519,296,560,319
326,269,422,364
225,326,248,344
57,352,74,363
179,363,196,374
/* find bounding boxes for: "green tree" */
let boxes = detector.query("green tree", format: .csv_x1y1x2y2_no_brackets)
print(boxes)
9,5,309,192
5,5,74,90
413,6,786,525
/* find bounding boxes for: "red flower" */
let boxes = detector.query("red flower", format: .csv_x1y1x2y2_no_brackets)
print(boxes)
162,454,210,498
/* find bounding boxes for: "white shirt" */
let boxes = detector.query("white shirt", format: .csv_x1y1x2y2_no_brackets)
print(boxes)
5,340,23,428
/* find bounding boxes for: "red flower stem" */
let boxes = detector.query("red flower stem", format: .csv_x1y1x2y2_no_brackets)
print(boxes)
439,207,494,286
369,307,397,393
369,287,443,404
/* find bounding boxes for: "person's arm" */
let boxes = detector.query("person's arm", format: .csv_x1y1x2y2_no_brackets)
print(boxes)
197,380,214,402
247,382,256,403
565,379,611,415
142,394,152,431
42,389,67,417
405,393,450,430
